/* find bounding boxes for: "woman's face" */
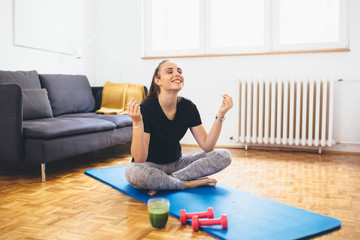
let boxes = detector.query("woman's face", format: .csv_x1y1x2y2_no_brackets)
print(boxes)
155,61,184,92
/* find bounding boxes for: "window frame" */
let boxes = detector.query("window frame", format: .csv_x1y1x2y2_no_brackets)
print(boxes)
142,0,349,58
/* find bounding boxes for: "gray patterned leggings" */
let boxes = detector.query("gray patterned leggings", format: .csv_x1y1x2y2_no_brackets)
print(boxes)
125,149,232,190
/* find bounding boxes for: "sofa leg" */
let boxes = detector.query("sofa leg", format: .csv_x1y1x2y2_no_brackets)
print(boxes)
41,163,46,182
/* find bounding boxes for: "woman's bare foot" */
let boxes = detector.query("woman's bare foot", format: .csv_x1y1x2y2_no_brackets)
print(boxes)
148,190,158,195
147,177,216,194
147,173,175,195
147,174,176,195
185,177,217,189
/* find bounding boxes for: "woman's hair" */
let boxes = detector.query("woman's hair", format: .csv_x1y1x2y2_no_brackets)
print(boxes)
147,60,169,98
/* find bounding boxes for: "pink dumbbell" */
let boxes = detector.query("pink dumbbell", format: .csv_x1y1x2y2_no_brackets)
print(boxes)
179,207,214,224
192,214,228,231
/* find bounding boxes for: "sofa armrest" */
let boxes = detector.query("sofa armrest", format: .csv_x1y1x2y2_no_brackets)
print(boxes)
0,84,23,162
91,87,103,110
91,86,148,111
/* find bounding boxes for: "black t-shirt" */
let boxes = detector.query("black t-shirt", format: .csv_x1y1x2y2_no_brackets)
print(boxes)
140,95,202,164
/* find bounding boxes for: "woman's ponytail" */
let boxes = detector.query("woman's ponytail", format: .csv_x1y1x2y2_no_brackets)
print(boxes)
147,60,169,98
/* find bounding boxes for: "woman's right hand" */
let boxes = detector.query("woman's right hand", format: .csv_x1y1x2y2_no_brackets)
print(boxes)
127,99,143,125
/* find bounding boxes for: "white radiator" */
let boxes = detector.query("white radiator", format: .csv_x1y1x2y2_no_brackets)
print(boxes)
236,78,336,151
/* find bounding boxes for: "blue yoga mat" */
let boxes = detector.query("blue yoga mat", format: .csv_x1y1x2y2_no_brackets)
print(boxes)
85,166,340,240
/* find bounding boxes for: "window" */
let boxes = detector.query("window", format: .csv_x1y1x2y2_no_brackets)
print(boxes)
151,0,201,51
143,0,349,58
273,0,349,51
143,0,204,56
207,0,268,54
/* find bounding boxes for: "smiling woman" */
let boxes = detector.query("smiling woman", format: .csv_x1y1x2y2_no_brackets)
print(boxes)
154,62,184,93
124,60,233,195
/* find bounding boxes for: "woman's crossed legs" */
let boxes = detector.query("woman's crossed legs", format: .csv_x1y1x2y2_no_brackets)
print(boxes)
125,149,231,194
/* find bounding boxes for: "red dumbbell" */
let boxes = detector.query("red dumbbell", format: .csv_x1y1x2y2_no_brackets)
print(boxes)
179,207,214,224
192,214,228,231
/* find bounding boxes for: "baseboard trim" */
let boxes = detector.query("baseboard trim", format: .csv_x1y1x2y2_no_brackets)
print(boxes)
180,143,360,155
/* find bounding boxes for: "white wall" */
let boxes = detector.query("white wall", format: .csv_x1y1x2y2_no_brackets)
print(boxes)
0,0,96,78
1,0,359,150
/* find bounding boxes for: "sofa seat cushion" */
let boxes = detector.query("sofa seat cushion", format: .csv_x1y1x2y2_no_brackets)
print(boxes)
23,118,116,139
39,74,95,117
57,113,133,128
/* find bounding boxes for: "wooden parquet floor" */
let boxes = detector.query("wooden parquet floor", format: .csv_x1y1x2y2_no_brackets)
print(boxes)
0,144,359,240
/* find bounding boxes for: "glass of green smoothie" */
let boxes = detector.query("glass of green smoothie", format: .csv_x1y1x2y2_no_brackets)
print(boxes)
147,197,170,229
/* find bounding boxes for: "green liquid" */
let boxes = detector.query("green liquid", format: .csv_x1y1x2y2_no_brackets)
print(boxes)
148,202,169,229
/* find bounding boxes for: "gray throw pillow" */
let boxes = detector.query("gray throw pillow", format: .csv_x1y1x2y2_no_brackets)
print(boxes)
39,74,95,117
22,89,53,120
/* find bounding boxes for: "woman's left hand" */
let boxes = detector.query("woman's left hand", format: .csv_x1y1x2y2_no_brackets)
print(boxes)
218,94,233,117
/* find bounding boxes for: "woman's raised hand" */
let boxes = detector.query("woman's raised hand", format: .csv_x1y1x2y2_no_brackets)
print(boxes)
218,94,233,117
127,99,143,125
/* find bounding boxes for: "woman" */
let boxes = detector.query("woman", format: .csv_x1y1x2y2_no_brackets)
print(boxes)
125,60,233,195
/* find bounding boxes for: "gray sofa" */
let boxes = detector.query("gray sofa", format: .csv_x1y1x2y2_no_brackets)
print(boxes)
0,70,144,182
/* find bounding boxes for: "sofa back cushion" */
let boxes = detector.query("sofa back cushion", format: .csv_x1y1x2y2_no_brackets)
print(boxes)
39,74,95,116
22,89,53,120
0,70,41,89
